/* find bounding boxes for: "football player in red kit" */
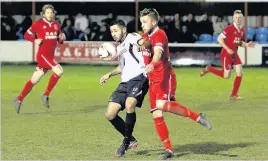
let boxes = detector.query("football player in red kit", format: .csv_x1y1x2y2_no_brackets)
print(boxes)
200,10,255,100
140,8,212,160
14,4,65,113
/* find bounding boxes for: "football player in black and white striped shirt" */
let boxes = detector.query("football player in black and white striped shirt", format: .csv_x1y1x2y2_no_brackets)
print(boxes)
100,20,149,157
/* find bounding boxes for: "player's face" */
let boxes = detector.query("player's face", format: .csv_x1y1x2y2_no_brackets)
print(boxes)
140,15,156,34
233,13,243,26
110,25,126,42
43,8,55,22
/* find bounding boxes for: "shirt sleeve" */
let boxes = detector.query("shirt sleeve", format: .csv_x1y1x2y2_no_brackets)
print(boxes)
129,33,143,45
221,26,231,39
152,33,164,51
24,21,39,42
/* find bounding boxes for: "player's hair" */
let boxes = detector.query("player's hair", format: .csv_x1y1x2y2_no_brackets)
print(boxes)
40,4,57,17
233,10,243,15
140,8,160,22
110,19,126,28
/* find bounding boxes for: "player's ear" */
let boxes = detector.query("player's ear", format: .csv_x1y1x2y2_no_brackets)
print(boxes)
152,20,157,26
123,27,127,33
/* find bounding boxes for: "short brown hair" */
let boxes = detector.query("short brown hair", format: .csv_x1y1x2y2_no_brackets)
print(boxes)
234,10,243,15
40,4,57,17
140,8,160,22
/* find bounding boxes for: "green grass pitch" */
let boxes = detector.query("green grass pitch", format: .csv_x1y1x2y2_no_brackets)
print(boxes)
1,65,268,160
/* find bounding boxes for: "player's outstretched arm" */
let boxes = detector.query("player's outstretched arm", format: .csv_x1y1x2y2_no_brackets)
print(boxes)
240,41,255,48
218,34,234,55
100,65,121,85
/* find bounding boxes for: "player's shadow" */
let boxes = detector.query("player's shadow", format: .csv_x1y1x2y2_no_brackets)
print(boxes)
135,142,255,158
22,104,106,115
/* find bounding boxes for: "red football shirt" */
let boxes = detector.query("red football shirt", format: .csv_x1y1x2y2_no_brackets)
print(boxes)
24,18,61,58
143,27,174,82
221,23,245,55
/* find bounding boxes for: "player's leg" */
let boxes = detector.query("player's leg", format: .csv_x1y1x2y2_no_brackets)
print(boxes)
149,83,174,160
200,52,231,78
115,74,148,157
156,75,212,130
42,60,64,108
115,97,138,157
43,64,63,96
152,110,174,160
105,102,138,149
14,67,47,113
230,58,243,100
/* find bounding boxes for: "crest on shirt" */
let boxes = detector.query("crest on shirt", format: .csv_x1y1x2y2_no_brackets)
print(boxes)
54,24,58,30
43,25,46,29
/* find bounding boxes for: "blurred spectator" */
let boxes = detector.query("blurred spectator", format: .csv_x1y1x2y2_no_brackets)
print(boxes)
178,25,195,43
167,14,181,43
63,19,75,40
183,13,198,40
61,15,75,29
74,13,89,32
81,28,92,41
2,23,17,40
213,16,225,34
158,16,168,32
74,22,83,39
99,25,112,41
90,22,101,41
197,13,214,35
102,13,115,26
55,15,61,24
1,15,16,29
173,13,181,31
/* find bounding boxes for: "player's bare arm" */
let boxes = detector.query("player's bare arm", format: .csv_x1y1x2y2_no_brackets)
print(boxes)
240,41,255,48
146,47,162,73
218,34,234,55
35,39,43,46
137,38,151,51
58,33,66,44
100,65,121,85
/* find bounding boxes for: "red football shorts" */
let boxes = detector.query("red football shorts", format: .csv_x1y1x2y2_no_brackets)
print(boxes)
221,51,242,71
149,73,177,112
36,53,58,71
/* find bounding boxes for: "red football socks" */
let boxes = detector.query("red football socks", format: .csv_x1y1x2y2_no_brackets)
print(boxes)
154,117,173,151
162,101,200,121
44,74,60,96
18,80,34,102
231,76,242,96
208,66,224,78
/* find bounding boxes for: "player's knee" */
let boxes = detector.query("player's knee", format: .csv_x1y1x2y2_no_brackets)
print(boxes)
105,111,117,120
152,110,163,119
236,71,243,77
52,66,64,77
31,73,44,84
223,72,231,79
56,70,64,77
125,98,137,112
156,100,166,110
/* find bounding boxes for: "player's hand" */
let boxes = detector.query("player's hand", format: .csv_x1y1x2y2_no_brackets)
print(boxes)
35,39,43,46
146,64,154,73
247,41,255,48
100,73,111,85
226,48,235,55
59,33,66,41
